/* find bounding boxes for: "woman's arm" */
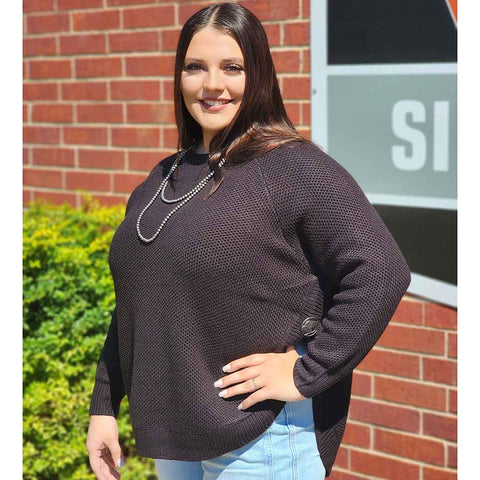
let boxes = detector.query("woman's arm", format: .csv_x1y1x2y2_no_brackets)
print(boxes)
89,307,125,417
88,180,146,417
259,142,411,399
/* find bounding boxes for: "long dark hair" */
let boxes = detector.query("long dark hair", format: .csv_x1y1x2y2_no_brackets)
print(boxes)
173,2,317,197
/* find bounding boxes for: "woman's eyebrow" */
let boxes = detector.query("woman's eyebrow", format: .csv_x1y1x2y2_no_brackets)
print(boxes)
185,57,244,63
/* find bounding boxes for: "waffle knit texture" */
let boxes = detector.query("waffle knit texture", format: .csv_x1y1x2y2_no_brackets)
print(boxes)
89,141,411,477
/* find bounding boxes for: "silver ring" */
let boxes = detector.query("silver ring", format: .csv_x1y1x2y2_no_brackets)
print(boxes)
252,377,259,390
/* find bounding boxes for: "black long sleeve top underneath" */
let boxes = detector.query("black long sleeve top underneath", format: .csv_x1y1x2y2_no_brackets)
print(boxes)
89,141,411,477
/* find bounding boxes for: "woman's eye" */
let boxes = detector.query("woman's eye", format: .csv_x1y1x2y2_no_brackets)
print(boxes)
225,65,243,72
184,63,202,71
183,64,243,72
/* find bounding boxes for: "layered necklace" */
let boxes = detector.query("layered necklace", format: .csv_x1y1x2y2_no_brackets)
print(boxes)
136,143,227,243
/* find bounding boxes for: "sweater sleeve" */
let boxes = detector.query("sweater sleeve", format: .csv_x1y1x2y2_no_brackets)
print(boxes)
260,142,411,399
89,181,146,417
89,307,125,417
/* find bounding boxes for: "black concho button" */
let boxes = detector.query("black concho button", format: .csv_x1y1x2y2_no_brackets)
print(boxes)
301,317,320,337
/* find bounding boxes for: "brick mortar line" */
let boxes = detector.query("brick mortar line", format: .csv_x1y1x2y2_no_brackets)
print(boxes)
270,46,308,52
29,118,315,127
58,123,171,129
24,77,168,82
115,7,122,30
370,370,456,389
25,145,162,151
74,144,79,168
23,26,190,39
350,391,458,416
68,188,122,198
444,331,449,366
173,2,178,26
24,18,302,36
55,31,60,56
24,143,168,150
157,28,162,51
105,27,111,55
25,12,306,24
280,19,310,25
29,75,170,82
339,445,456,474
59,116,64,144
121,53,126,78
25,46,307,60
24,165,130,174
25,6,175,16
329,466,386,480
347,419,458,446
121,101,127,126
372,345,457,359
26,186,129,198
25,101,173,106
364,344,445,358
382,323,456,333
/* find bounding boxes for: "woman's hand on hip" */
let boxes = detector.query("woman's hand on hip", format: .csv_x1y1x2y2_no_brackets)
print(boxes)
213,344,307,410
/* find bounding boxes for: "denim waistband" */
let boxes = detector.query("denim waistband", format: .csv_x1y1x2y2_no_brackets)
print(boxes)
293,341,308,357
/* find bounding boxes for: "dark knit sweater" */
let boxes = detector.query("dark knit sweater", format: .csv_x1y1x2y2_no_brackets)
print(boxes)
89,141,411,477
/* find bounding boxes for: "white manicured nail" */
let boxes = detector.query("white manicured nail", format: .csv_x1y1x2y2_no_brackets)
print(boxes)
219,389,227,397
222,364,231,372
214,379,223,387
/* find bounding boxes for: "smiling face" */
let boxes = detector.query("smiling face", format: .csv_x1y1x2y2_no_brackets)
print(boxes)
181,27,246,152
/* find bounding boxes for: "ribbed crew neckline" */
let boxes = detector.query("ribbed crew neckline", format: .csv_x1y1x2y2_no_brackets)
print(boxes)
182,149,210,166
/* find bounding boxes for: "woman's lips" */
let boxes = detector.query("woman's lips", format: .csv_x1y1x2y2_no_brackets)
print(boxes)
199,100,233,112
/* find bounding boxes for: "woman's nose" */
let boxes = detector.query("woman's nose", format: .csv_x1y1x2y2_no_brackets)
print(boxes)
204,69,225,91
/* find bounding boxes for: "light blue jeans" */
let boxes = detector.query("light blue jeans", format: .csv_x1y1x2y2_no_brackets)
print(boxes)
154,341,326,480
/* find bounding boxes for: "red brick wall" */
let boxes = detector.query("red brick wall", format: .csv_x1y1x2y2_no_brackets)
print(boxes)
23,0,311,207
345,297,457,480
23,1,457,478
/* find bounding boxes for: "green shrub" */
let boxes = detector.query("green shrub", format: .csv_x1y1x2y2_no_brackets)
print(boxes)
23,195,158,480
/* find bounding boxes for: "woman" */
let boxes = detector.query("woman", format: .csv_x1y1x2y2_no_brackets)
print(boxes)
86,3,411,479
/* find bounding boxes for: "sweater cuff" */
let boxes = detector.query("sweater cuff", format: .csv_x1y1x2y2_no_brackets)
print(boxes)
293,352,329,399
89,380,122,418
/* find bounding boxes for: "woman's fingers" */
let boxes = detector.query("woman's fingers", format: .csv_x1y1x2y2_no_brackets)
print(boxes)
89,449,121,480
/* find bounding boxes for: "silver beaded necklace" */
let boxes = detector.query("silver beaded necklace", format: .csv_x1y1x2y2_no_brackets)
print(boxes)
136,143,227,243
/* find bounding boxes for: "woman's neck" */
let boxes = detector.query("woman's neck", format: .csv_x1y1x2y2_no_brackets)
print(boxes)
195,141,209,154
